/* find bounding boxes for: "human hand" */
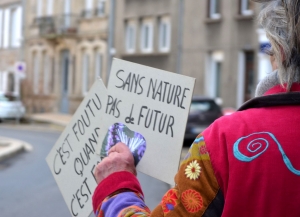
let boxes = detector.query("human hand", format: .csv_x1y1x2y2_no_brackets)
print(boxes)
94,142,137,184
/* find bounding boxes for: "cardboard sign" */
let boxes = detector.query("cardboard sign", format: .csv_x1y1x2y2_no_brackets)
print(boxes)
103,59,195,185
46,59,195,217
46,79,107,217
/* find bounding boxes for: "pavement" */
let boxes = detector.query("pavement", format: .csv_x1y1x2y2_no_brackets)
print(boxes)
0,112,189,162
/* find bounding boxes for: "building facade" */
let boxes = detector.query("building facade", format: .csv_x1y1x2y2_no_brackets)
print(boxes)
23,0,108,114
114,0,272,109
0,0,23,98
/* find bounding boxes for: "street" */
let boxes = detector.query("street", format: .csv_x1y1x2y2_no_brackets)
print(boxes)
0,124,170,217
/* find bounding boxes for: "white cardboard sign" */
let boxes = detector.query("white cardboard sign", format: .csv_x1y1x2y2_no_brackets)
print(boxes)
46,59,195,217
46,79,107,217
105,59,195,185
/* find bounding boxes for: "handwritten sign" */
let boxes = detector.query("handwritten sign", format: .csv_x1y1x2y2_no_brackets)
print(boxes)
104,59,195,185
46,59,195,217
46,79,107,217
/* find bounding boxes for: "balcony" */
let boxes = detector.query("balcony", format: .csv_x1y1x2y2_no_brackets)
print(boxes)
34,14,79,39
81,7,106,19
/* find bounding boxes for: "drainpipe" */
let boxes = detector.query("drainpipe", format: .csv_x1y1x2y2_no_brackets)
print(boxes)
176,0,184,74
107,0,115,84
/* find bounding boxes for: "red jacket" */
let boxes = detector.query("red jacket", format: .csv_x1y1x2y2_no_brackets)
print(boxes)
204,83,300,216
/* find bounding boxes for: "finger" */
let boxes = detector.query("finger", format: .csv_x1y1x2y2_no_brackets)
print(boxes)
114,142,131,153
108,142,130,155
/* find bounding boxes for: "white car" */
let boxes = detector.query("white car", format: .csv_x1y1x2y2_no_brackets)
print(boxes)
0,94,25,121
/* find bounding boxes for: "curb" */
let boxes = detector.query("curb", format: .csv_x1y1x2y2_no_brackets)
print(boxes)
0,137,32,162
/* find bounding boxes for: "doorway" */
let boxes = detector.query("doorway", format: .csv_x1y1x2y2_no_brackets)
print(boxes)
60,50,70,113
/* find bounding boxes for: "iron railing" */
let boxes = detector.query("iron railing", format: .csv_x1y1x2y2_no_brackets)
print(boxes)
34,14,79,38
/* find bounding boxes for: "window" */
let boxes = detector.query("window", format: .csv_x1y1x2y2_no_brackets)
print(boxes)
36,0,43,17
240,0,254,16
158,16,171,52
64,0,71,27
140,19,153,53
3,8,10,48
94,49,102,79
50,57,55,93
96,0,106,17
2,6,22,48
205,51,224,99
8,73,15,93
10,7,22,48
244,51,255,101
125,21,136,53
208,0,221,19
0,9,3,48
33,52,40,94
43,53,50,95
82,50,90,95
237,50,256,106
84,0,93,18
47,0,53,16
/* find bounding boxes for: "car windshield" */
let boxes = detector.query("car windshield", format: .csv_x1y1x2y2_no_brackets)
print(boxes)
190,100,219,113
0,95,17,102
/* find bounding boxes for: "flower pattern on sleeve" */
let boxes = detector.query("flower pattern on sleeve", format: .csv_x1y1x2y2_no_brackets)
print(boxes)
185,160,201,180
181,189,203,213
161,189,179,214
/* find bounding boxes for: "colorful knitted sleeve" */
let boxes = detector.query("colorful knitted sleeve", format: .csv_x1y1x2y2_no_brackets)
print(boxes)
93,134,224,217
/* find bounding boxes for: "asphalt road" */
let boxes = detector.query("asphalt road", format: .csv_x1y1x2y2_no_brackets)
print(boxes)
0,124,170,217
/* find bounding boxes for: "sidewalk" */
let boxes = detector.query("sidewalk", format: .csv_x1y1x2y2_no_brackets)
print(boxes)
0,137,32,162
30,113,72,127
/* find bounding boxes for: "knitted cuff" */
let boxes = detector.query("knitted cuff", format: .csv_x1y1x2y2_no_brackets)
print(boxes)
92,171,143,212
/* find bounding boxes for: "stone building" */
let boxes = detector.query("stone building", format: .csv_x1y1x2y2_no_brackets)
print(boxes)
23,0,108,114
114,0,272,108
0,0,23,97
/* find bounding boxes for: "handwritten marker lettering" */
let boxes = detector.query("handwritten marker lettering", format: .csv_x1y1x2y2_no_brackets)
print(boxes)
125,104,135,124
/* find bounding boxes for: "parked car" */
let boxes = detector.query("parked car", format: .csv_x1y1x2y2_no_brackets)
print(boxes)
0,94,25,122
184,96,223,141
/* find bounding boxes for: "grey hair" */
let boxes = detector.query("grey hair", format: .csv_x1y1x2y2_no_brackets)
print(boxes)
254,0,300,90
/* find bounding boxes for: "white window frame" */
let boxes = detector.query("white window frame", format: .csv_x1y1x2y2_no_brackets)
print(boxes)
3,8,10,48
82,51,90,95
64,0,71,27
37,0,43,17
205,51,224,99
209,0,221,19
96,0,106,17
159,17,171,52
240,0,253,16
47,0,53,16
125,21,136,53
94,50,102,79
140,19,153,53
85,0,93,18
0,9,3,48
10,6,22,48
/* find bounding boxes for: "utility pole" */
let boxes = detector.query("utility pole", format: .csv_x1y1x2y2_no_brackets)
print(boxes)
176,0,184,74
107,0,116,84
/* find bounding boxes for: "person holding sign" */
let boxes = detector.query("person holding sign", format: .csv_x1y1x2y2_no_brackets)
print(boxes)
92,0,300,216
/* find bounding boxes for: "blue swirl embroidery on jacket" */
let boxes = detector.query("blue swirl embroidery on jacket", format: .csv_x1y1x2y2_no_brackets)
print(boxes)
194,136,204,144
233,132,300,176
